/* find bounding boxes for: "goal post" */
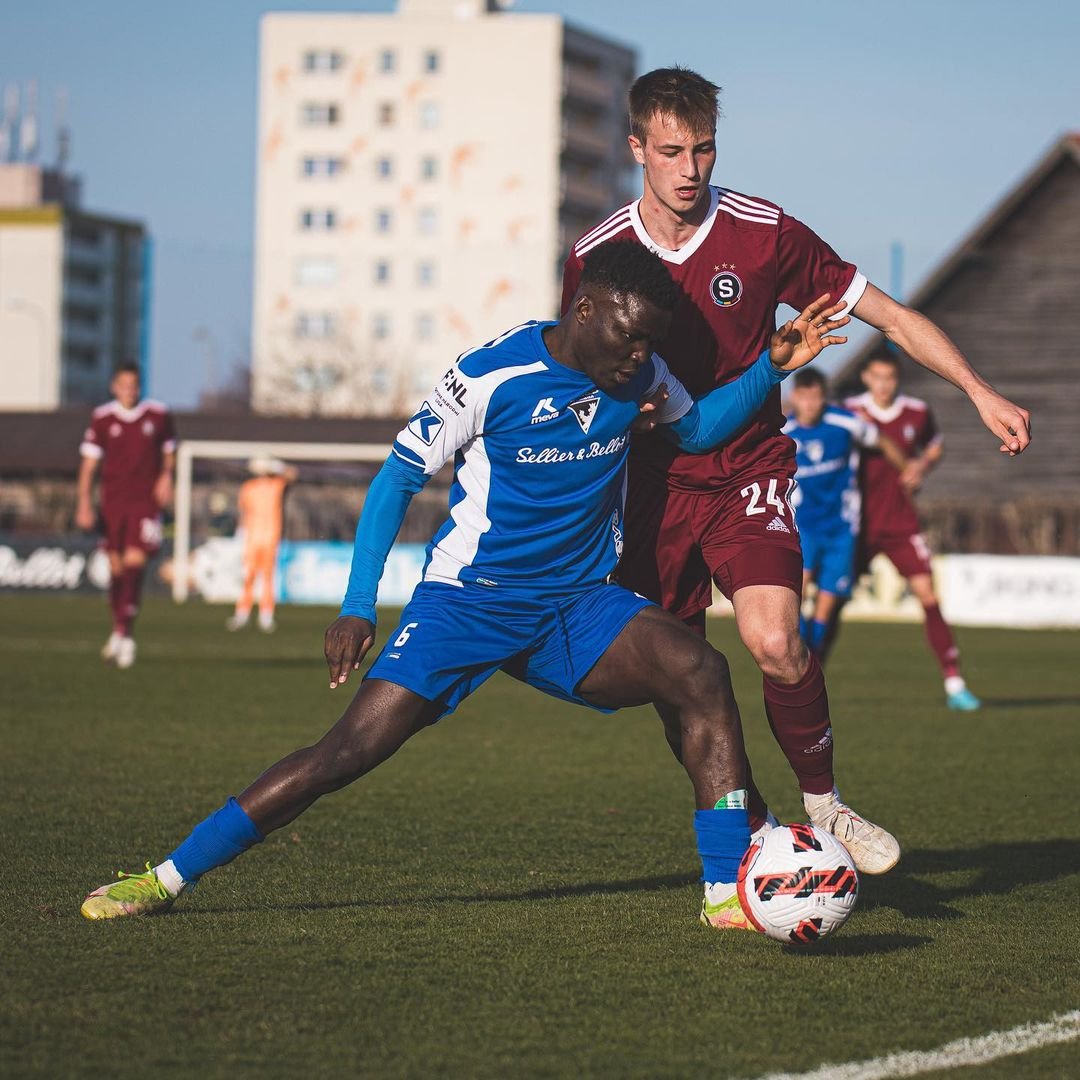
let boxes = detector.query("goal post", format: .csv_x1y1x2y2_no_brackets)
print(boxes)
172,439,389,602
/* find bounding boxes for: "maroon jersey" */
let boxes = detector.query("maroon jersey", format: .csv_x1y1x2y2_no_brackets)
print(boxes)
562,186,866,491
844,391,941,539
80,399,177,511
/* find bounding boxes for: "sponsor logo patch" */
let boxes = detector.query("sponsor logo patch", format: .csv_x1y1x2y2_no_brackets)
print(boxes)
407,402,444,444
531,397,559,424
766,515,791,534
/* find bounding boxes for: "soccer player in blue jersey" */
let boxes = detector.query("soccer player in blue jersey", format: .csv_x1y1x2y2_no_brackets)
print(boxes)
81,242,848,932
783,370,906,661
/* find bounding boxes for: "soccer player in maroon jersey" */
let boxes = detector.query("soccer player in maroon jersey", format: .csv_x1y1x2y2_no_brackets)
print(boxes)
76,364,176,669
562,68,1030,873
845,354,980,710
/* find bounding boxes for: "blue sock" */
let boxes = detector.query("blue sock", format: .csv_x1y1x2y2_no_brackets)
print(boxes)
693,808,751,885
799,614,810,642
809,619,829,655
169,797,263,884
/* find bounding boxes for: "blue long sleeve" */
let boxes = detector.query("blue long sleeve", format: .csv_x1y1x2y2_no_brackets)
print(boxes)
339,452,429,624
666,351,790,453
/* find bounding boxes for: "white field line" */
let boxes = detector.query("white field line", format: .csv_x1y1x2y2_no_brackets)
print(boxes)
752,1010,1080,1080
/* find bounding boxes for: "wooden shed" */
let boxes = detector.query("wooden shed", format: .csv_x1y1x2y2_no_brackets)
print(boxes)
833,133,1080,555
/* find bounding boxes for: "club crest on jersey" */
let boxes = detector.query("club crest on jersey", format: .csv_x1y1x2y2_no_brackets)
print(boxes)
568,393,600,434
142,420,155,436
407,401,444,445
710,270,743,308
109,423,123,438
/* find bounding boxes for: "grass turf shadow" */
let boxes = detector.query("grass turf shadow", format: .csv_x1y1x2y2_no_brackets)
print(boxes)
857,838,1080,919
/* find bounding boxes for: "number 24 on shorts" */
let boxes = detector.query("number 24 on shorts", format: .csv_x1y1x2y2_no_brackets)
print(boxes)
740,479,797,522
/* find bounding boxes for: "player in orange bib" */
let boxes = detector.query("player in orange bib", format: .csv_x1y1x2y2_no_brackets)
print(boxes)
227,458,296,633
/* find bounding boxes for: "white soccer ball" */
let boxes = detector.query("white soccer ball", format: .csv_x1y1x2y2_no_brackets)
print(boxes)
737,823,859,944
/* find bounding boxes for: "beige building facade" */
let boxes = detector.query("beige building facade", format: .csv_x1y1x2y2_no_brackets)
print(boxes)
0,163,148,411
252,0,635,417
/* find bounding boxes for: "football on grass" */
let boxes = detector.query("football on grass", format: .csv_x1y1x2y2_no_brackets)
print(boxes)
737,823,859,944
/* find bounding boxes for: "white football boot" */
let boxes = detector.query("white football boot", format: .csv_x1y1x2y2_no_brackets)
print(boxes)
803,789,900,874
101,632,123,663
225,611,250,631
115,636,137,670
258,611,276,633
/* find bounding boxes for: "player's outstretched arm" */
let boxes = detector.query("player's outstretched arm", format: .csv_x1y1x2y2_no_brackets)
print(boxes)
852,282,1031,456
329,453,428,688
662,295,848,453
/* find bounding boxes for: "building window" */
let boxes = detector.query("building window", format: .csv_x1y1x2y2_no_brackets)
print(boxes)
300,207,338,231
416,313,435,341
378,101,395,127
418,207,438,235
375,208,393,233
375,156,393,180
423,50,440,74
303,50,344,72
373,313,391,340
64,303,101,328
419,101,439,129
295,257,339,286
374,260,391,285
295,312,337,339
302,156,345,177
66,345,98,369
419,155,437,181
379,49,396,74
300,102,341,126
66,263,103,287
417,261,435,287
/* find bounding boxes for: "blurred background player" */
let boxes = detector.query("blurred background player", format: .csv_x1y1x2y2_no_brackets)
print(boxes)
76,364,176,669
783,369,906,662
846,355,981,710
226,458,297,633
562,67,1029,873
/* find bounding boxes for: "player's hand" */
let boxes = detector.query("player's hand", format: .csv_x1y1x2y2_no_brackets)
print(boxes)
154,472,174,509
900,459,927,494
75,503,96,531
970,385,1031,456
324,616,376,689
769,294,849,372
632,383,669,433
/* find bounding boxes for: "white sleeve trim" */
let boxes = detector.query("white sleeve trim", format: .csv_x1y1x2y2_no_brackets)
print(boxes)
839,270,868,314
646,353,693,424
80,442,104,460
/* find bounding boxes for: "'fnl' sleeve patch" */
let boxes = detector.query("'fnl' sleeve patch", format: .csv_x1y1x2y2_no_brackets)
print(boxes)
407,402,445,445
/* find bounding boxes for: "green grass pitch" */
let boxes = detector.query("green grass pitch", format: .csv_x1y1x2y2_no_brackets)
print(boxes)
1,595,1078,1078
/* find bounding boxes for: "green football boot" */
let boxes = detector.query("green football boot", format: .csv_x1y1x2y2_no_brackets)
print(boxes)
81,864,175,920
700,883,761,932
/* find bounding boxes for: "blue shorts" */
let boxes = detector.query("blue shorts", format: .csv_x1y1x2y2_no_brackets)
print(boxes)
366,580,653,719
800,525,857,598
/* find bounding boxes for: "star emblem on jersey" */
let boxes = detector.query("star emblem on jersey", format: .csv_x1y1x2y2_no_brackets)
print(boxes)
568,393,601,434
710,269,743,308
407,401,444,445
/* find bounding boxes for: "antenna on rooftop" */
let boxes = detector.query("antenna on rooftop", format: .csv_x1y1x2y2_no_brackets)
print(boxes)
22,80,39,163
55,85,71,170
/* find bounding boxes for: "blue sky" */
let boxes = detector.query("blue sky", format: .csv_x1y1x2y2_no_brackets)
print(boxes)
2,0,1077,406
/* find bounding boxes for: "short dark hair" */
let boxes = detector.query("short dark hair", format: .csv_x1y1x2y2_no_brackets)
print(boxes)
862,352,900,373
629,67,721,144
793,369,827,390
112,362,140,380
579,240,680,313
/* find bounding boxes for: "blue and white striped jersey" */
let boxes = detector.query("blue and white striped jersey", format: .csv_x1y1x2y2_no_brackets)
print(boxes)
391,321,693,593
783,405,878,533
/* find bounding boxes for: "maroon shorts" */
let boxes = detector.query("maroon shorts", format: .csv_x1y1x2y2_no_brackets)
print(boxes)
861,530,933,579
618,473,803,618
102,507,163,555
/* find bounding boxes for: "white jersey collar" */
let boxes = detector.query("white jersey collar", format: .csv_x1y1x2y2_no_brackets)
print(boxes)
630,186,720,265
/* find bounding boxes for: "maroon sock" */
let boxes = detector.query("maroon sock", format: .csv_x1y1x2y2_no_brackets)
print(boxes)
108,574,125,634
923,603,960,679
118,565,145,637
762,653,834,796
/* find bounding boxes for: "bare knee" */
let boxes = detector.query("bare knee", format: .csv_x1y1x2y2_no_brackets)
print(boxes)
668,641,733,709
745,625,806,682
